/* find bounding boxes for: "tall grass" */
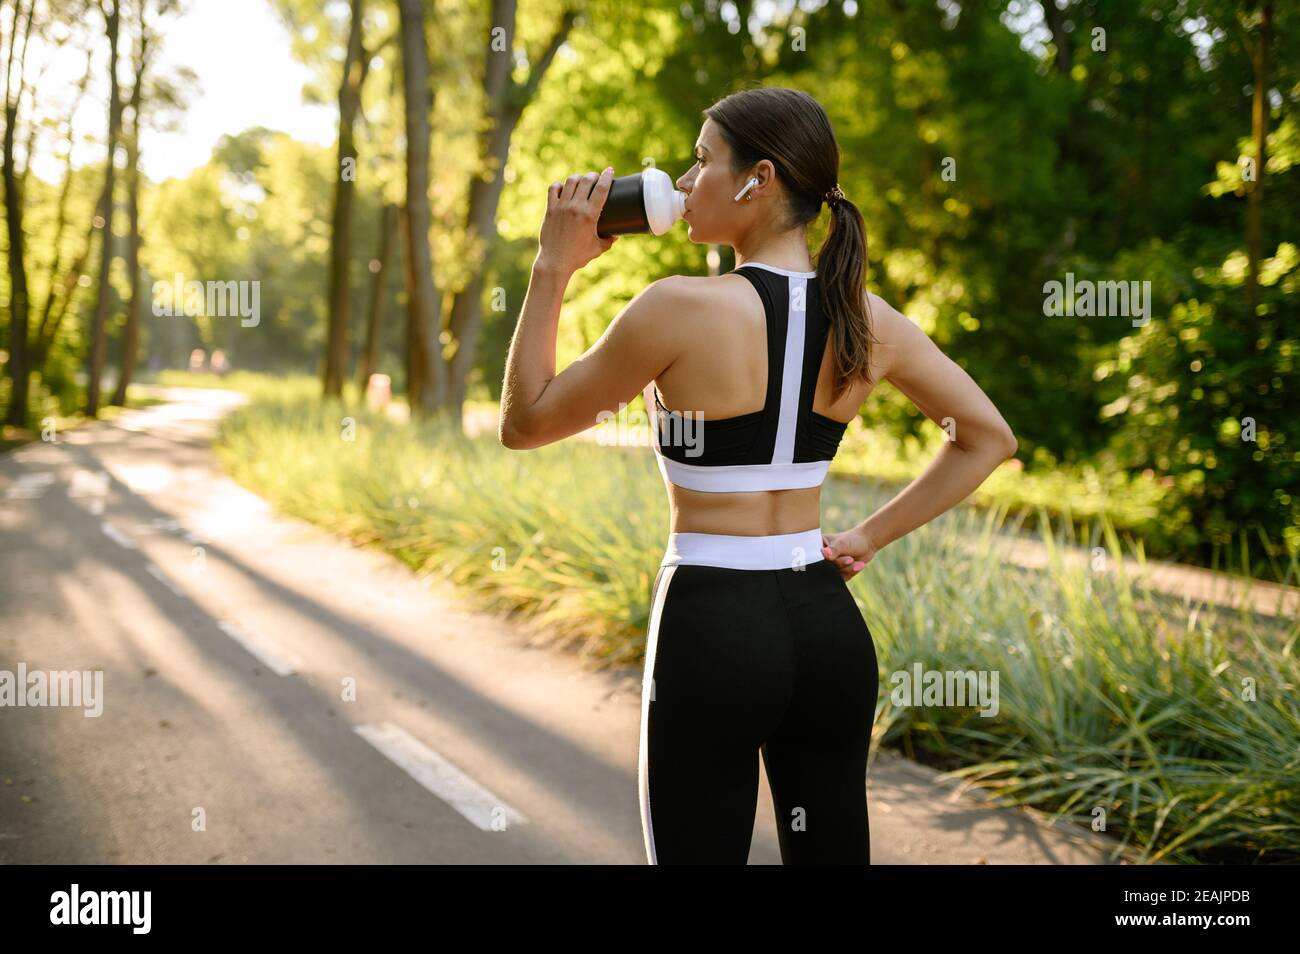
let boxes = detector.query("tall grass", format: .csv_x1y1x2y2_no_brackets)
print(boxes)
215,385,1300,864
215,388,669,664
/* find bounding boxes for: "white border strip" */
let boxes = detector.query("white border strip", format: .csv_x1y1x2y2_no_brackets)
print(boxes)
661,527,825,571
771,276,808,465
657,456,829,492
736,261,817,278
639,564,677,864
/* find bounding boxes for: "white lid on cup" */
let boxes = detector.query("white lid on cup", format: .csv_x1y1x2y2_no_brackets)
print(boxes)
642,166,686,235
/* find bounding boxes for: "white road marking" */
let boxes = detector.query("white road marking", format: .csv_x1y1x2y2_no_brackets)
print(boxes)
115,464,173,494
216,621,301,677
68,469,110,498
68,469,110,515
144,563,185,597
354,722,529,832
5,472,56,499
100,521,138,549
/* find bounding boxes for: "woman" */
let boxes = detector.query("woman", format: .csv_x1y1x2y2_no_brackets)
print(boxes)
499,86,1017,864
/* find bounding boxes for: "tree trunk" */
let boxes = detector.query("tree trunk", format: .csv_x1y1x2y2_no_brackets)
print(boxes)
397,0,444,418
357,201,398,393
108,133,141,406
85,0,123,418
111,7,149,407
1245,0,1272,313
323,0,368,399
399,202,422,407
2,0,35,427
1040,0,1072,77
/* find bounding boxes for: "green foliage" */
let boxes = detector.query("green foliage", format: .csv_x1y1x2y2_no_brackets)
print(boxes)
1099,243,1300,566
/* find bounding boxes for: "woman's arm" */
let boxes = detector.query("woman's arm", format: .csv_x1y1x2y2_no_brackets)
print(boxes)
863,291,1013,545
862,432,1016,553
498,255,572,446
851,295,1018,558
499,260,680,450
502,168,667,450
496,163,681,447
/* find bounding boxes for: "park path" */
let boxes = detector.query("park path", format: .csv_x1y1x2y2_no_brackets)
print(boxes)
1,387,1134,863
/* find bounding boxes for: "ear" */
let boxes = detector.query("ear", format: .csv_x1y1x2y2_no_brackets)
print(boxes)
753,158,778,195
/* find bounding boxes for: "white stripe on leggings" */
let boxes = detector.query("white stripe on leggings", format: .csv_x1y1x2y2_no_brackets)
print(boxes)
638,563,678,865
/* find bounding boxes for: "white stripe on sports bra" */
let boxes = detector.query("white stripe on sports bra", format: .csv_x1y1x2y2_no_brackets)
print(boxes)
652,262,830,492
772,274,808,465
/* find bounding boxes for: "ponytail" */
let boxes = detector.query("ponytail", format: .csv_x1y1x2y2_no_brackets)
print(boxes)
816,197,879,404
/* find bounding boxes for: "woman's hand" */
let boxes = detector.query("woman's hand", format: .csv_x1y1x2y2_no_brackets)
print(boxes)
821,523,881,583
536,167,619,275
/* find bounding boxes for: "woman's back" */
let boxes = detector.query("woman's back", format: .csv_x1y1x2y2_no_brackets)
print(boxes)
646,260,887,536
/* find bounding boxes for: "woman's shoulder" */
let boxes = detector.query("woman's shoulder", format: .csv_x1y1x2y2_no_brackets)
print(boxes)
864,290,907,321
629,272,763,368
653,270,750,290
643,271,758,319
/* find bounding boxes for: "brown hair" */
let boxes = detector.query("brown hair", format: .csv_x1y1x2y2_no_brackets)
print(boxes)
705,85,878,401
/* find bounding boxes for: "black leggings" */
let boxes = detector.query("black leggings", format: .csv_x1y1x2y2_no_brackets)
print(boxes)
638,529,880,864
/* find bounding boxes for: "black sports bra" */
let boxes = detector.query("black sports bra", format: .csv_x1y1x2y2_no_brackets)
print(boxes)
650,261,849,493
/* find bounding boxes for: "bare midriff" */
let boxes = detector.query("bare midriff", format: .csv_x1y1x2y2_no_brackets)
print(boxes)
665,484,825,536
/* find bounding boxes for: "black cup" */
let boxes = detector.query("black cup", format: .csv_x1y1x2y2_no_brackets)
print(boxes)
596,167,686,237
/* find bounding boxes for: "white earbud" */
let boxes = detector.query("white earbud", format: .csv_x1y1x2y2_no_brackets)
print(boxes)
733,177,759,202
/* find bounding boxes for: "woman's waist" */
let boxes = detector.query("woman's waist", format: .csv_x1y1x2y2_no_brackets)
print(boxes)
664,485,823,537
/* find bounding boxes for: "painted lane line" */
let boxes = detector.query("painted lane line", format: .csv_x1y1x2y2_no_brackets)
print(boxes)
5,472,56,500
114,464,173,494
216,621,301,677
144,563,185,597
354,721,529,832
100,521,138,549
68,468,110,498
68,469,109,515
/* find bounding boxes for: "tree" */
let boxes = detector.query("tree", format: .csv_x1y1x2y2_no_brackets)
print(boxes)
322,0,372,399
2,0,36,426
1243,1,1273,312
84,0,124,417
356,200,397,392
397,0,442,417
111,0,168,406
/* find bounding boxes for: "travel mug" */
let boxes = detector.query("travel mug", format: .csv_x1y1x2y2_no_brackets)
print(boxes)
596,167,686,237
